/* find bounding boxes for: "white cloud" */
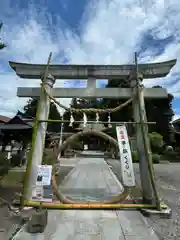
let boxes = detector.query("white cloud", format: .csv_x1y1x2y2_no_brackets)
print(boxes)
0,0,180,117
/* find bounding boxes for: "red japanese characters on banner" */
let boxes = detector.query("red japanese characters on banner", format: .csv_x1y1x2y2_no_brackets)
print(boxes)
116,125,135,187
119,130,125,140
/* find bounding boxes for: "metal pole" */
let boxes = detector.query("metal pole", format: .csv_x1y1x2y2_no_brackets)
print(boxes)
27,73,55,201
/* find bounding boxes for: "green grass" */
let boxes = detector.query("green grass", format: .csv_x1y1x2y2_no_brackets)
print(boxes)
0,166,73,187
0,170,25,187
130,186,142,198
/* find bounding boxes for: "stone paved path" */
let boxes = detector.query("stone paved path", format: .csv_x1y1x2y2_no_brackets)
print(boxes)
12,153,160,240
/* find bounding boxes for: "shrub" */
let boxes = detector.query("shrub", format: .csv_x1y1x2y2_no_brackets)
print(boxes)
0,151,8,164
151,153,160,164
69,141,83,151
42,149,55,165
149,132,164,154
162,150,178,161
24,149,55,166
131,151,139,163
175,147,180,154
131,151,160,164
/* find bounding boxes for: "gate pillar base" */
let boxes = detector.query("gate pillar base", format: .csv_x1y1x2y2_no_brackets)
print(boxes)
140,206,172,219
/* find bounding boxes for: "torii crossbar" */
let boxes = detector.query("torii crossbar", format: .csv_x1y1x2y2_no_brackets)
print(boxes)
10,59,176,79
10,60,176,99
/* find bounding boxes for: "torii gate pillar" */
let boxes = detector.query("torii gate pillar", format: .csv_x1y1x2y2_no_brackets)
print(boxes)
25,73,55,201
130,72,153,203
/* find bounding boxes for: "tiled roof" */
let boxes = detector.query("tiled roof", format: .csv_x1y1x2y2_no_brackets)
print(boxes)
0,115,10,123
172,118,180,125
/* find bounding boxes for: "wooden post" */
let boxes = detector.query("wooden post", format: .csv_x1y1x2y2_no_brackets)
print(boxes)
27,73,55,201
134,54,161,209
130,54,153,204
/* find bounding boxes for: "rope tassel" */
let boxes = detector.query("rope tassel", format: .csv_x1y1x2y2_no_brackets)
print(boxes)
108,112,112,128
83,112,87,128
69,112,74,127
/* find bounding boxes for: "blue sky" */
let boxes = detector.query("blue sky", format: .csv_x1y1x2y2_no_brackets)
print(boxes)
0,0,180,119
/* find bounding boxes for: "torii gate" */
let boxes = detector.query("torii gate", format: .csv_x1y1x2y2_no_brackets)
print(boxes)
9,56,176,207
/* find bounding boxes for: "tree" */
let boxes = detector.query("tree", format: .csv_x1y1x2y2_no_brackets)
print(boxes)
61,80,174,148
0,23,6,50
101,79,133,123
149,132,164,153
99,80,174,144
145,86,174,144
23,98,62,133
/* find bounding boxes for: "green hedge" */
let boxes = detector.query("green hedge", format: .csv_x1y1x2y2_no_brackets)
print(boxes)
131,147,180,163
161,150,180,162
131,151,160,164
152,153,161,163
131,151,138,163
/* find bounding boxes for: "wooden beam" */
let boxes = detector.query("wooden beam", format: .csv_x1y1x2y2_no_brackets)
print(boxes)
9,59,176,79
17,87,168,99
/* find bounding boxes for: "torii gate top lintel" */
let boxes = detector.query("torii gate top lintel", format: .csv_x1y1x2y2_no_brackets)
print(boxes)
9,59,176,79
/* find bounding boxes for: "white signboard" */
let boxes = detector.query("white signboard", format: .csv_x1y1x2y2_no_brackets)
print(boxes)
36,165,52,186
116,125,135,187
31,185,53,202
32,186,44,200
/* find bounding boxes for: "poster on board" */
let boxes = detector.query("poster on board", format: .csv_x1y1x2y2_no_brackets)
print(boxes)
31,165,53,202
116,125,135,187
36,165,52,186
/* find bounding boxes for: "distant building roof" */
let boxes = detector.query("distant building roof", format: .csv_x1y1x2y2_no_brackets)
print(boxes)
0,115,10,123
172,118,180,125
0,111,34,131
0,124,32,130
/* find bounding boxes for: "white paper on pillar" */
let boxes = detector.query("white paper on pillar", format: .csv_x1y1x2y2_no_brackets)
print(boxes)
116,125,135,187
36,165,52,186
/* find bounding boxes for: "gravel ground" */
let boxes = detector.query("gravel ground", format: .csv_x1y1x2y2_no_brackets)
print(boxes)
107,160,180,240
0,166,73,239
0,186,22,239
